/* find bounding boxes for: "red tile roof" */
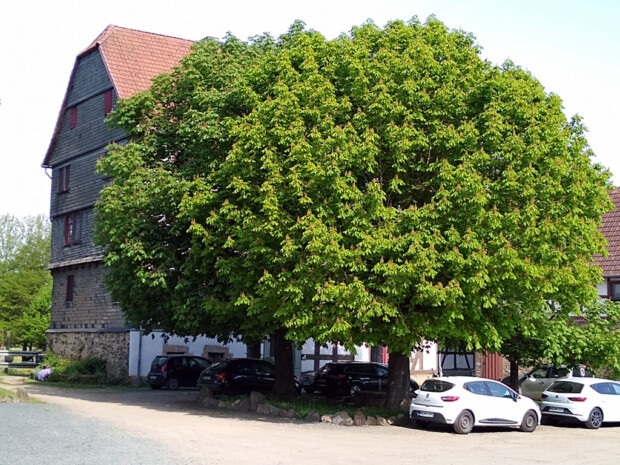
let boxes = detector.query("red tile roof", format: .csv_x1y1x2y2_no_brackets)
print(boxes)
595,188,620,276
43,25,193,166
81,25,193,99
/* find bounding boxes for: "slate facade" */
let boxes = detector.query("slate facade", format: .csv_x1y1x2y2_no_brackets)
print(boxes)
41,26,193,376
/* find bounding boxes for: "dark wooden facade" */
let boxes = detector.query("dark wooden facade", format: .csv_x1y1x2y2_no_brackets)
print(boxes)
41,26,193,373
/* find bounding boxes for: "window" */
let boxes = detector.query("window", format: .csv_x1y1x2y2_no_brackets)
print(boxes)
70,106,77,129
486,381,513,398
611,282,620,301
66,275,74,302
104,89,113,116
64,212,82,246
57,165,70,193
464,381,488,396
592,382,617,395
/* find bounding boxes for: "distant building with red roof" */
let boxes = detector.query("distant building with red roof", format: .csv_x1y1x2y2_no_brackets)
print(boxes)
594,188,620,299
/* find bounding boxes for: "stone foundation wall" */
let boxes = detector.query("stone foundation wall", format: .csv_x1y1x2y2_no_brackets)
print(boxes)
47,330,130,377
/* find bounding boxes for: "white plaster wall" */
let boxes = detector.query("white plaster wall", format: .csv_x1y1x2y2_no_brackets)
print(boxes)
129,331,248,378
299,339,369,373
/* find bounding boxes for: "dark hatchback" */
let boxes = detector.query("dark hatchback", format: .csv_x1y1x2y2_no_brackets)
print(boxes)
312,361,419,397
147,355,212,390
196,358,278,395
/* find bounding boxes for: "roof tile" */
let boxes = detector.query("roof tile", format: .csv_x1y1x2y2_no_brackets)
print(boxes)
595,188,620,276
83,25,193,98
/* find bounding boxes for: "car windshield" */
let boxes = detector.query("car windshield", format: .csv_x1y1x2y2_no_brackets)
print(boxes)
548,381,584,394
421,379,455,392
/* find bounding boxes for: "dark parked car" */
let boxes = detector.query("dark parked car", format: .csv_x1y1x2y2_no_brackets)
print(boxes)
197,358,278,395
147,355,212,390
311,361,419,397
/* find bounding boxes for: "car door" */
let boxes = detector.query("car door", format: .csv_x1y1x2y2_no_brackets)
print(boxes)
591,382,620,422
170,357,188,385
462,381,494,423
253,360,275,392
187,357,208,386
350,364,373,391
483,381,524,424
608,382,620,421
229,359,256,392
521,367,551,399
371,363,389,392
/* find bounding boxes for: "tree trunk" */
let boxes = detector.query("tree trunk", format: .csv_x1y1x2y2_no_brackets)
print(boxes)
509,358,520,392
246,342,261,359
272,328,296,397
385,350,411,411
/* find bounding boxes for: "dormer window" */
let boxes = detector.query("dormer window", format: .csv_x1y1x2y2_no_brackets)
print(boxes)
70,106,78,129
57,165,70,193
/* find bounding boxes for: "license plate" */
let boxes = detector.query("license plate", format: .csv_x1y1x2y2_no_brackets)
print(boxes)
148,375,156,380
202,376,212,381
549,407,563,413
417,411,434,418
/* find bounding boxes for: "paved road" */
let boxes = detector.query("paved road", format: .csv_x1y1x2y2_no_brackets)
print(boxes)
2,376,620,465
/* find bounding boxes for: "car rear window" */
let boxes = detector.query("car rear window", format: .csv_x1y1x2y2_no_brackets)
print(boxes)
150,356,168,370
206,361,230,373
548,381,584,394
421,379,455,392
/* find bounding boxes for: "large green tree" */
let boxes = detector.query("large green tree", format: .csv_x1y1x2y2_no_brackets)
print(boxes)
96,18,612,406
0,214,51,348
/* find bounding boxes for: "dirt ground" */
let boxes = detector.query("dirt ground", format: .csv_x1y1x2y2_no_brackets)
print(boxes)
2,376,620,465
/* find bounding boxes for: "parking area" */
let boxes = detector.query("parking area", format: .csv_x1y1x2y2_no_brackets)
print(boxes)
3,376,620,465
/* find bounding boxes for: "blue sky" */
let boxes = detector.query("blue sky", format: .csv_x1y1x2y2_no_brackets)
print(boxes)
1,0,618,218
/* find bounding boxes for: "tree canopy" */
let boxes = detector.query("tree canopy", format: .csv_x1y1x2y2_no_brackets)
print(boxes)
96,18,613,404
0,214,51,349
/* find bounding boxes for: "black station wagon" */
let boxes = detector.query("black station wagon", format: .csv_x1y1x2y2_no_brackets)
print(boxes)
147,355,212,390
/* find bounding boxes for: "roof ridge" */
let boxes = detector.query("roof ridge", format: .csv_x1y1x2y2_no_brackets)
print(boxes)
80,24,194,57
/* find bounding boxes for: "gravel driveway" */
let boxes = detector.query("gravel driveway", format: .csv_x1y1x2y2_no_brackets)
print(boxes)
2,376,620,465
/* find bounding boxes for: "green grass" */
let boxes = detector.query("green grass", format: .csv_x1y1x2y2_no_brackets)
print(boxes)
0,384,42,403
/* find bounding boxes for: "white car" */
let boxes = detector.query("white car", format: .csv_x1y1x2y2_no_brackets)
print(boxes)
540,377,620,429
409,376,541,434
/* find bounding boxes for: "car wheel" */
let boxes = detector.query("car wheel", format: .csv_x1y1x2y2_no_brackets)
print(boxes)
166,378,180,390
149,384,161,390
520,410,537,432
350,383,362,397
453,410,474,434
585,407,603,429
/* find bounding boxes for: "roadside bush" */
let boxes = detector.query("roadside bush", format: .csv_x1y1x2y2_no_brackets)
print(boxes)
44,355,108,384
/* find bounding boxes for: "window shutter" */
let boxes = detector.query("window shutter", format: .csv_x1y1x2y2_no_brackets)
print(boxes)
73,212,82,244
104,90,113,116
64,215,71,246
70,106,77,129
57,167,65,193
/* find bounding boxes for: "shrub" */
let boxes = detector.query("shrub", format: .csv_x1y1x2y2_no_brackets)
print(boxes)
44,354,108,383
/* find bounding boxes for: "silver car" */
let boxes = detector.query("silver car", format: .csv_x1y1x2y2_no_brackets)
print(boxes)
504,365,592,400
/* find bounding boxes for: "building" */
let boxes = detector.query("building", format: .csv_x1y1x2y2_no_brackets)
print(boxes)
41,25,250,378
41,25,370,380
595,188,620,300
